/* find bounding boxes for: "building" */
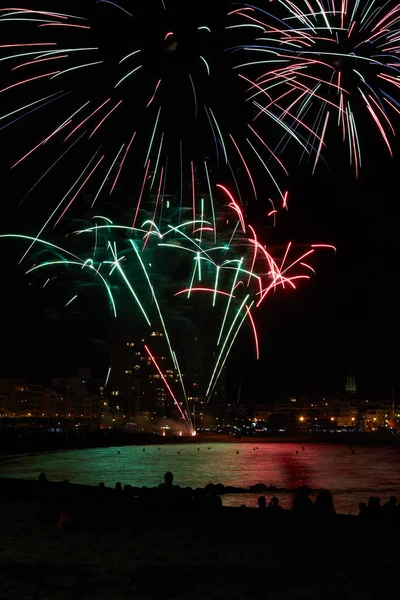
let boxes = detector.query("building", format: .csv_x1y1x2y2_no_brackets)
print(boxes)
345,373,357,394
19,384,51,417
109,331,180,419
363,409,389,431
0,379,26,415
337,402,359,427
0,379,51,417
52,368,101,419
253,403,274,422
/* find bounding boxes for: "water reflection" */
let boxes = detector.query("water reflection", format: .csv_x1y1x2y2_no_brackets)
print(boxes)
1,442,399,513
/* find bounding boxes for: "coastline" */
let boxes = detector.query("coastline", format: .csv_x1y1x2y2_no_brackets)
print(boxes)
1,430,400,457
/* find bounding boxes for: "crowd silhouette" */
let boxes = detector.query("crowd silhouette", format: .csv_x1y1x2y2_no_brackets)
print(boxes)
23,471,400,532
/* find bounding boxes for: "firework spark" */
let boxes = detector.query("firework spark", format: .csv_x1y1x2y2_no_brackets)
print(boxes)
0,196,332,421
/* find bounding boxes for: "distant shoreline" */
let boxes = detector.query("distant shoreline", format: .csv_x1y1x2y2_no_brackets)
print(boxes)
1,430,400,457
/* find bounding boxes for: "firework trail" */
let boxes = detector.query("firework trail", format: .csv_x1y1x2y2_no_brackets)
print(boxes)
2,1,399,223
0,0,326,220
0,2,349,419
233,0,400,176
0,194,334,426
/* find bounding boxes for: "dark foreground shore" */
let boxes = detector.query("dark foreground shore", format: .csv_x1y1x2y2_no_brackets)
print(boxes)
1,478,399,599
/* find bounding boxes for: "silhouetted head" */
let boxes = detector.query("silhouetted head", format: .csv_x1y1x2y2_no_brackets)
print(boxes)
359,502,367,513
164,472,174,486
204,483,215,495
99,482,105,489
258,496,267,509
299,485,310,497
115,482,123,492
271,496,280,507
315,489,335,513
38,472,47,483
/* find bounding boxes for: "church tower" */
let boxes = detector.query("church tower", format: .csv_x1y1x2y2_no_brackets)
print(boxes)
345,373,357,394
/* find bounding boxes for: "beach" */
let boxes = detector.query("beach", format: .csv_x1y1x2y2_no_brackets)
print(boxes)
1,478,399,599
0,480,399,600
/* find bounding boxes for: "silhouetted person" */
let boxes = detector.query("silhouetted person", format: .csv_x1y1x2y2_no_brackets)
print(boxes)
257,496,267,509
366,496,382,520
123,484,133,505
292,485,313,518
37,472,49,503
314,490,335,520
268,496,284,512
38,472,47,484
193,489,206,510
236,450,239,454
383,496,397,522
159,472,174,489
158,471,180,507
115,482,123,494
358,502,367,519
54,480,72,529
58,506,73,531
204,483,222,509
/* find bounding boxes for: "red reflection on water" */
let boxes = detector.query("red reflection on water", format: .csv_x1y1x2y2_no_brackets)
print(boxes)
280,451,314,490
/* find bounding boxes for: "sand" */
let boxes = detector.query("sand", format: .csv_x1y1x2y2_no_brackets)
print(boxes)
0,480,399,599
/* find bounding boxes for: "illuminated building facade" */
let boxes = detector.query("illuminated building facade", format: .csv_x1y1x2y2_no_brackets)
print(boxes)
109,330,180,418
0,379,51,417
51,368,101,419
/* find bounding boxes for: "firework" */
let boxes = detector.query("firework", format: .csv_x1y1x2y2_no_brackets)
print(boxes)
1,193,331,427
0,1,327,220
0,2,342,423
232,0,400,176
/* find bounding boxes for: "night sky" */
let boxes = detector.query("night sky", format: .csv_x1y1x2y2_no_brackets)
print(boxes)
1,1,399,401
